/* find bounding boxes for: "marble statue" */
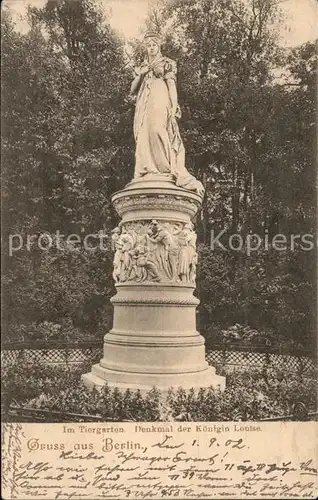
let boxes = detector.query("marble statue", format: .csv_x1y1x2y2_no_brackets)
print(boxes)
82,31,225,393
130,31,204,197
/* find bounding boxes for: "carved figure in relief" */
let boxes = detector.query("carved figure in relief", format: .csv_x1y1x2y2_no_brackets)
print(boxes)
190,251,198,283
118,227,134,281
111,220,198,284
148,220,179,281
174,222,197,283
177,224,191,283
129,245,160,282
111,227,123,282
187,223,198,283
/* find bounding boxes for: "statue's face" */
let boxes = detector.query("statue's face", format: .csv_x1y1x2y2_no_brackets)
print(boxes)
145,38,160,58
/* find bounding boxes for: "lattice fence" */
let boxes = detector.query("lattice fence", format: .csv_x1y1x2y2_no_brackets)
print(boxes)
1,345,316,376
205,350,316,375
1,347,102,367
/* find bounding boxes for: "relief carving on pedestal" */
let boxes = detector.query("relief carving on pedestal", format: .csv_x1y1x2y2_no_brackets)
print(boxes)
111,220,198,285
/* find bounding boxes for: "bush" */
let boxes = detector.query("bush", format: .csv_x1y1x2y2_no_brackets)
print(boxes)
166,369,316,421
2,362,316,422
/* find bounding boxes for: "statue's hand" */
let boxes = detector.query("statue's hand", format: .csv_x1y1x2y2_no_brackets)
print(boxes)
169,104,181,120
168,107,177,120
139,63,149,75
175,104,182,119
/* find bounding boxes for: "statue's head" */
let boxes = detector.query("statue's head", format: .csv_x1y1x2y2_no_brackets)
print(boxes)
143,30,161,58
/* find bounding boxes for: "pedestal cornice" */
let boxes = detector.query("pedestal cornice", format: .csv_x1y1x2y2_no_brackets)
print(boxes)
112,175,203,222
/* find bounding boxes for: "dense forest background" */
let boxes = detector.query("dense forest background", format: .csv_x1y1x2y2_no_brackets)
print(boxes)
2,0,316,351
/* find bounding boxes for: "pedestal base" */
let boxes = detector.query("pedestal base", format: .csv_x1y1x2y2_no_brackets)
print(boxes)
82,177,226,396
82,364,225,394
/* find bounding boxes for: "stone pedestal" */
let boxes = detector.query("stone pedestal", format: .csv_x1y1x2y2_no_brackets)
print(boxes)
82,174,225,392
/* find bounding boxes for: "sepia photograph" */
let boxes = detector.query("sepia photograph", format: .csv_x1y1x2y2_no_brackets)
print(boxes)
1,0,317,431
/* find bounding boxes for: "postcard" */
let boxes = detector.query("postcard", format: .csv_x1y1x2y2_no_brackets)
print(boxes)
2,0,317,499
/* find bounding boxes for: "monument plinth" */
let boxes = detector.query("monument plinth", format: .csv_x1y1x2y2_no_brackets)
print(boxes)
83,30,225,392
82,174,225,392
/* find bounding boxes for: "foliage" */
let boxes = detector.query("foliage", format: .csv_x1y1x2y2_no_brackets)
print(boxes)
197,245,316,350
2,2,125,341
2,362,316,422
167,367,316,421
1,0,316,350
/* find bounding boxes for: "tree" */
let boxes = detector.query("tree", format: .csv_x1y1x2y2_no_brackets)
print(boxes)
141,0,316,348
2,0,316,351
139,0,285,241
2,0,132,341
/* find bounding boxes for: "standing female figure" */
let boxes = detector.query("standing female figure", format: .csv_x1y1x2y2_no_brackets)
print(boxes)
130,31,204,196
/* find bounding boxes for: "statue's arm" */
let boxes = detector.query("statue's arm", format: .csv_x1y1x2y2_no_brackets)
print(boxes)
130,63,149,96
130,74,142,95
165,60,180,117
166,78,178,116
